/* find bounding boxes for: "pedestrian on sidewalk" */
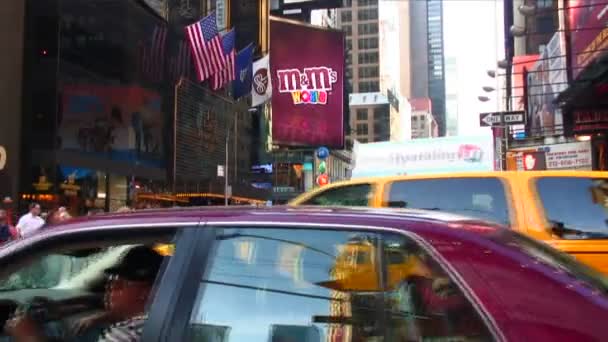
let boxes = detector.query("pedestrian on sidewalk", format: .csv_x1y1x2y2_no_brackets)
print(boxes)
0,209,17,245
15,203,45,238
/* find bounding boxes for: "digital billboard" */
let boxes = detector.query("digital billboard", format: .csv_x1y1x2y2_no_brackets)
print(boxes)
270,17,345,148
60,85,164,168
569,0,608,79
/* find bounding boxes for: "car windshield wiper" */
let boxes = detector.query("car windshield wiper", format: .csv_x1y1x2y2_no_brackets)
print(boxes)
549,220,608,239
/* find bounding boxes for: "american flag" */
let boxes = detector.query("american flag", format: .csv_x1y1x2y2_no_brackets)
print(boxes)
169,40,191,82
185,12,225,82
211,29,236,90
138,24,167,83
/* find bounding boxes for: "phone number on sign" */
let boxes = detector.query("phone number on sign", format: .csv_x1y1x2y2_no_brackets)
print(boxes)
547,158,591,168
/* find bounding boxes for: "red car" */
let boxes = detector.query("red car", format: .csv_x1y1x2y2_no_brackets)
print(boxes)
0,206,605,341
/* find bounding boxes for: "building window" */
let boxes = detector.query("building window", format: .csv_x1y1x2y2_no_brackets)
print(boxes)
359,81,379,92
341,10,352,22
346,38,352,50
374,106,389,119
357,8,378,21
356,123,368,135
346,53,352,65
359,66,379,78
537,0,553,8
358,22,378,35
356,108,368,120
358,137,369,143
358,37,379,50
536,16,555,34
357,0,376,6
343,25,352,36
343,0,352,6
358,51,379,64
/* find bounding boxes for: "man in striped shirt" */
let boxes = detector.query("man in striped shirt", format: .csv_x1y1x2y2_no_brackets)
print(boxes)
5,246,165,342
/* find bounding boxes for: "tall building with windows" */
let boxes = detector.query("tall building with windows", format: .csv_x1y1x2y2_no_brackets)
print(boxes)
349,92,390,143
338,0,383,147
426,0,447,136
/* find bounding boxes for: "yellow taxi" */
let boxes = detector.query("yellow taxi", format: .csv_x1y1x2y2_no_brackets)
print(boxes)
291,171,608,275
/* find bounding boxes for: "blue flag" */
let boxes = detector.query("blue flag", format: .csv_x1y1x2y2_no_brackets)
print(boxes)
233,43,254,100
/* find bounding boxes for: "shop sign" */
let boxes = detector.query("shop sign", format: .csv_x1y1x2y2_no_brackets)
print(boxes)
60,173,81,196
33,175,53,192
276,67,338,105
0,145,6,171
574,110,608,132
273,186,296,193
511,141,592,170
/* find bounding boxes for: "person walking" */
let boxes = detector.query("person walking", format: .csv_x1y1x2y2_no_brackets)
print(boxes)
15,203,45,238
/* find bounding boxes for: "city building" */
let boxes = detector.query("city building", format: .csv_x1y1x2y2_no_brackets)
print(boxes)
410,98,439,139
348,92,390,144
444,56,459,136
0,0,271,214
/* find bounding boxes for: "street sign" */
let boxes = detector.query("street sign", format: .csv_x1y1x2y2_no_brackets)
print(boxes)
479,111,525,127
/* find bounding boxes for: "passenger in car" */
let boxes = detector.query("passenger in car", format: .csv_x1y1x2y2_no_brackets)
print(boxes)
5,245,165,342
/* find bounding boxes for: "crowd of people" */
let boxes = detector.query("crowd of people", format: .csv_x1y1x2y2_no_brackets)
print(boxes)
0,201,136,246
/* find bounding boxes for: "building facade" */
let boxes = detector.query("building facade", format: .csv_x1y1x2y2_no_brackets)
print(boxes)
0,0,270,215
348,92,390,144
410,98,439,139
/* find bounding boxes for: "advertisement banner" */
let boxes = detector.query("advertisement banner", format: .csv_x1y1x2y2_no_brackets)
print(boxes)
252,55,272,106
510,141,592,170
526,32,565,136
351,135,494,178
569,0,608,79
60,85,164,167
270,18,345,147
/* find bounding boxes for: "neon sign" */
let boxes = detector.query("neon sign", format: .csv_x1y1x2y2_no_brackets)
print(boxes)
277,67,338,105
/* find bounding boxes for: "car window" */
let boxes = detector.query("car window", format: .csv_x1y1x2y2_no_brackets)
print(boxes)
301,184,373,206
535,177,608,239
388,178,510,226
186,227,495,341
0,247,123,291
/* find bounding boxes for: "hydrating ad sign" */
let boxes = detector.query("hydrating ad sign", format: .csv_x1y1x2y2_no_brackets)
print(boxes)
351,135,495,178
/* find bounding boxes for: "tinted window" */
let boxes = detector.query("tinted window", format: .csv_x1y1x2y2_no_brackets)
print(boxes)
388,178,510,225
186,228,494,341
536,177,608,238
302,184,373,206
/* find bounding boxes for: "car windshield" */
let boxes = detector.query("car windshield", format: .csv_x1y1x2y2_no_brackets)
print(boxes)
535,177,608,239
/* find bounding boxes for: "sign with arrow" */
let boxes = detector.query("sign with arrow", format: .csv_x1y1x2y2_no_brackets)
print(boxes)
479,111,525,127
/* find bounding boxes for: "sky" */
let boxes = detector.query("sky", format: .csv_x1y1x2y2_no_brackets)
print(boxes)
443,0,506,137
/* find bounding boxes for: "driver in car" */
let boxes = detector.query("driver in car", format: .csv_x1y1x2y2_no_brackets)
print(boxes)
5,245,165,342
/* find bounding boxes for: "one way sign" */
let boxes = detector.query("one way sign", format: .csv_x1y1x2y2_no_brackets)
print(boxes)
479,111,525,127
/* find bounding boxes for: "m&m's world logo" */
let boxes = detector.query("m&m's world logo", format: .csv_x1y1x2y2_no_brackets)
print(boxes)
277,67,338,105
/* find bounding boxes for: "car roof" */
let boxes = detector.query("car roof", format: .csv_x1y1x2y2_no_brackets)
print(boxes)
41,206,503,239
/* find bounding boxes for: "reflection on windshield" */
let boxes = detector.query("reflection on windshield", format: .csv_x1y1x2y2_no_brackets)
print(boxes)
0,249,110,291
536,177,608,239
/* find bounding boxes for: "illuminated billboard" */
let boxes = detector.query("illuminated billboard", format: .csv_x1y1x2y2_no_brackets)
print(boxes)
270,17,345,148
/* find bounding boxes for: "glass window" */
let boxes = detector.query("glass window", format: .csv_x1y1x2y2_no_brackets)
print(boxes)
358,37,379,50
358,137,369,143
346,38,352,50
356,123,368,135
303,184,373,206
341,10,352,22
388,178,511,226
359,66,379,78
358,23,378,35
186,228,495,341
357,0,376,6
357,8,378,21
343,26,352,36
343,0,352,6
359,81,379,92
374,106,389,121
356,108,368,121
358,51,379,64
535,177,608,238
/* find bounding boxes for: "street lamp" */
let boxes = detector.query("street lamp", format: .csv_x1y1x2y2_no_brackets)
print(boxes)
518,4,536,16
510,25,526,37
482,86,496,92
478,95,491,102
497,59,509,69
487,70,496,78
